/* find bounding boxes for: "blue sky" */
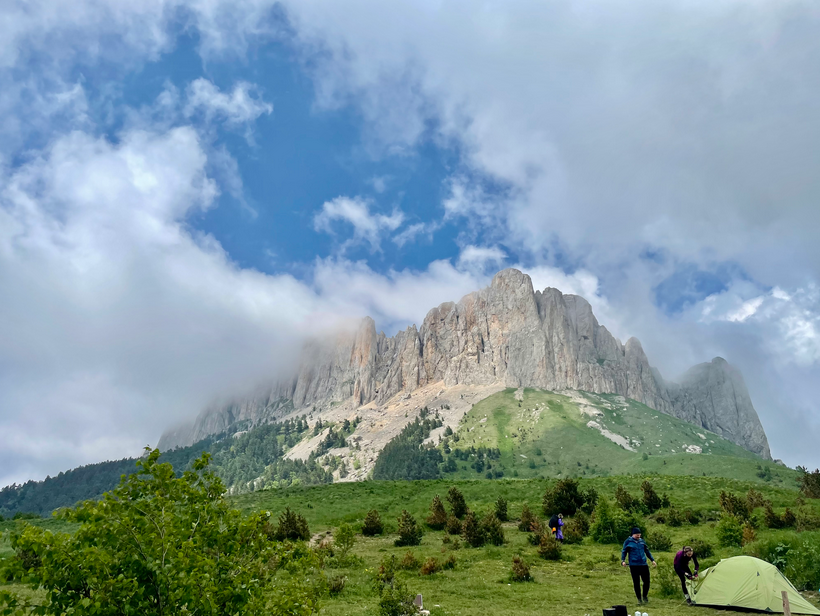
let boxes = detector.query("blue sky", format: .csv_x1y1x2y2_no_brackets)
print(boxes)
2,0,820,484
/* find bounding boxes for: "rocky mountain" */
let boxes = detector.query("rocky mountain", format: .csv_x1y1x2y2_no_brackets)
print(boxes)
159,268,771,459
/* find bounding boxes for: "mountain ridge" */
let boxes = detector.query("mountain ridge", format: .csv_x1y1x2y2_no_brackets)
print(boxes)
159,268,771,459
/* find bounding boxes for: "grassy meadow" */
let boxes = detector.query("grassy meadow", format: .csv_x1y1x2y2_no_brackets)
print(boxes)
230,475,820,616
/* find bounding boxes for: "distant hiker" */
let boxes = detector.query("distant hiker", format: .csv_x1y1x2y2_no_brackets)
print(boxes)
674,546,700,604
621,527,657,605
548,513,564,542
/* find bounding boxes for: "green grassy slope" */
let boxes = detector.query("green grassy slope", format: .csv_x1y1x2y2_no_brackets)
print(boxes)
231,477,820,616
440,388,793,486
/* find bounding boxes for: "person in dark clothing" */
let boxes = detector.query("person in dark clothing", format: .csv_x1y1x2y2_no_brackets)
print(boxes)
673,546,699,604
621,527,657,604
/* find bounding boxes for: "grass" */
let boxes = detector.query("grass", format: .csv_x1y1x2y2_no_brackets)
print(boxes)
233,476,819,616
441,389,794,486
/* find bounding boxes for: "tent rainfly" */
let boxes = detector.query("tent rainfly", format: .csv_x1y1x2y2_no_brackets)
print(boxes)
688,556,820,615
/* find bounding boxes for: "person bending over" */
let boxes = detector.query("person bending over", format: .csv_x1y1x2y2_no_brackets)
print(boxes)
621,527,657,605
674,545,699,604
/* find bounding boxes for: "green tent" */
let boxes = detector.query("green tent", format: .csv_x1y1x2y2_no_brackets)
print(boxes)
689,556,820,615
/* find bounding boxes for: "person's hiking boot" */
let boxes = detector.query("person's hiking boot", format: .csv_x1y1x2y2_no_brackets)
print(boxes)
642,597,649,604
636,598,643,605
685,596,692,606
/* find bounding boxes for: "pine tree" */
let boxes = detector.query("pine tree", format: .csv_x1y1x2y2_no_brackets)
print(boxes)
395,510,423,547
461,510,486,547
447,486,468,518
426,495,448,530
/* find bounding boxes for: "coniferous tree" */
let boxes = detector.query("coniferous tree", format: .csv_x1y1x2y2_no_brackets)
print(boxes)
394,510,423,547
447,486,468,519
426,495,448,530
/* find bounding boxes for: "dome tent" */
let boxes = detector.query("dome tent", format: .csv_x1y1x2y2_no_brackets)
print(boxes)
689,556,819,615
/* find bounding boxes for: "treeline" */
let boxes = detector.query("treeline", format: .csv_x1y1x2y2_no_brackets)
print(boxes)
0,416,323,517
372,409,444,480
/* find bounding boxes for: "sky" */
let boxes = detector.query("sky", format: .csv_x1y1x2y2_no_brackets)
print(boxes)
2,0,820,486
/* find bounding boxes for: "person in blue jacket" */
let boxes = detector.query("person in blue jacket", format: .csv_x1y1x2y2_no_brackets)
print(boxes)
621,527,657,604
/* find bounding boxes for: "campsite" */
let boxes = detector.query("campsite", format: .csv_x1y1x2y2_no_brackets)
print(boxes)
3,467,818,615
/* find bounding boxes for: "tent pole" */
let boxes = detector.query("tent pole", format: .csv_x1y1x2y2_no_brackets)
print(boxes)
782,590,792,616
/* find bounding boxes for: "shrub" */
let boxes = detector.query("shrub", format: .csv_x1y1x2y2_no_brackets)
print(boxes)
666,507,685,527
495,497,509,522
682,509,702,525
275,507,311,541
750,535,820,591
377,582,418,616
398,551,420,571
719,491,750,521
563,513,588,545
443,554,457,570
687,538,714,559
656,564,681,598
335,523,356,560
764,503,783,529
482,513,505,546
395,510,423,547
527,517,545,545
796,507,820,532
461,510,485,548
420,557,441,576
615,484,641,512
543,478,596,516
519,504,537,532
645,529,673,552
426,495,447,530
362,509,384,536
537,533,562,560
716,514,743,547
742,522,756,546
590,498,642,544
446,514,462,535
641,481,664,513
447,486,468,518
328,574,346,596
746,489,766,510
783,508,797,528
510,555,532,582
797,467,820,499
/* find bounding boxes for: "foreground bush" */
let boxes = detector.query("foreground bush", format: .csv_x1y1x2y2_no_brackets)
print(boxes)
645,529,673,552
716,514,744,547
748,533,820,591
0,449,320,616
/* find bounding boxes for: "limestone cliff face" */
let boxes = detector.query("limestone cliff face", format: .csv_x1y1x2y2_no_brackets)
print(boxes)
158,269,771,458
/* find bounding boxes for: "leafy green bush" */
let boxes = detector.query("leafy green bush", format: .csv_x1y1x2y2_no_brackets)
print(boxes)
334,523,355,560
797,467,820,499
395,510,423,547
363,509,384,536
747,534,820,591
443,554,457,570
656,564,681,598
510,555,532,582
447,486,468,518
796,506,820,532
327,574,346,596
426,495,447,530
686,538,714,558
645,529,673,552
590,498,642,544
716,514,743,547
0,449,321,616
537,533,562,560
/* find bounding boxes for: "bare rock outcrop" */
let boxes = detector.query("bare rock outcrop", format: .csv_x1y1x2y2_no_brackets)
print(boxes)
159,268,771,459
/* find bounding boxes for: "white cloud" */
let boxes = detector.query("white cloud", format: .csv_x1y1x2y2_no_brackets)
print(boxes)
184,78,272,131
314,195,404,252
457,245,506,270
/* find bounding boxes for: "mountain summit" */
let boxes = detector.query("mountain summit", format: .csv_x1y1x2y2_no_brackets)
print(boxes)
160,268,771,459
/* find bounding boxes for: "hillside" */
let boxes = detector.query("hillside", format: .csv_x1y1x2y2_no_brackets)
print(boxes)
0,386,792,517
436,388,785,485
